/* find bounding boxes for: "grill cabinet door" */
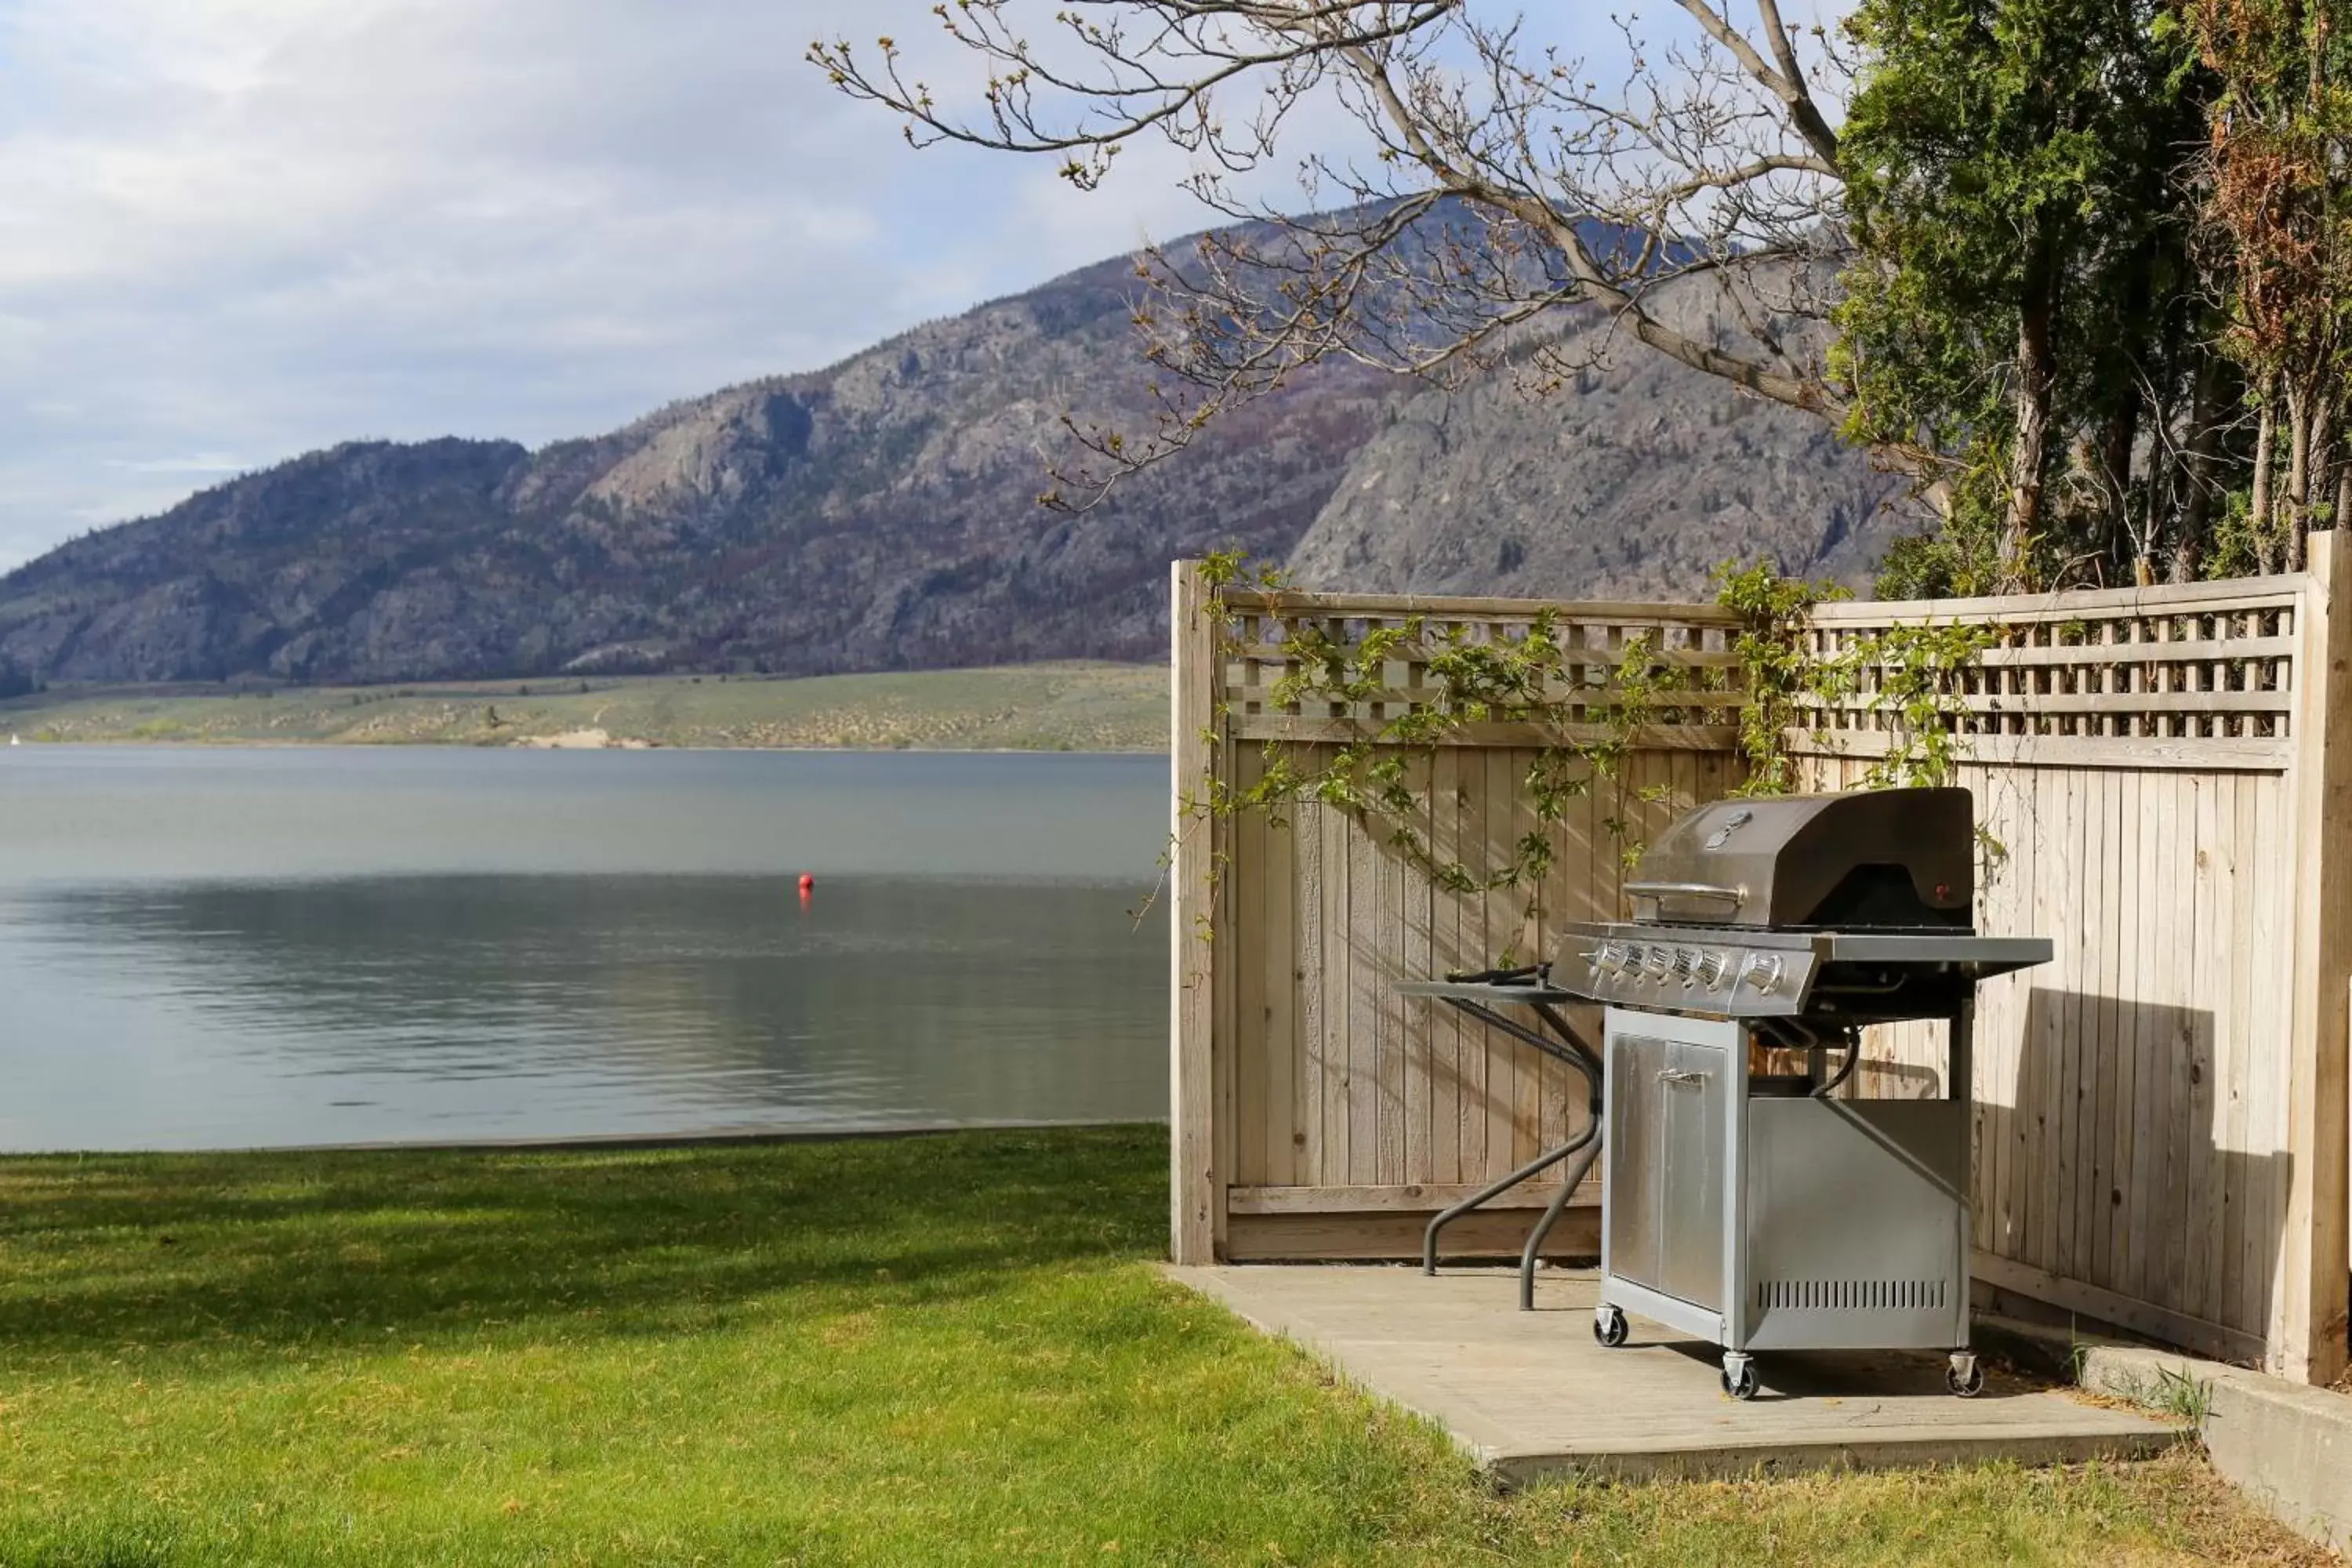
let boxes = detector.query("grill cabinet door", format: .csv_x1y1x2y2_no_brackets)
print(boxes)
1605,1033,1669,1294
1657,1039,1728,1312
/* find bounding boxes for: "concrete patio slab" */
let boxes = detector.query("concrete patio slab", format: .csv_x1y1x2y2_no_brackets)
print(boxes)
1168,1263,2182,1486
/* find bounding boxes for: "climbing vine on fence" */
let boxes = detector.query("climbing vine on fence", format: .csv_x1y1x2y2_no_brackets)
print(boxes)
1713,562,1991,797
1174,553,1991,940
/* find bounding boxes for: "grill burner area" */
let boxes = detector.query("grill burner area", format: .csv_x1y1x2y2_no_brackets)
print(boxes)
1555,925,2049,1022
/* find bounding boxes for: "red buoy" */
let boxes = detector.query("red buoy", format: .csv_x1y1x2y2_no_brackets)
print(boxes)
798,873,815,895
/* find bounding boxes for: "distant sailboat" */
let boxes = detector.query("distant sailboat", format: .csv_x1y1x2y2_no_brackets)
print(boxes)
6,735,15,746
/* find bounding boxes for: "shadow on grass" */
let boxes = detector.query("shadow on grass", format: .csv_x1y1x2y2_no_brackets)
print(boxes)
0,1126,1164,1359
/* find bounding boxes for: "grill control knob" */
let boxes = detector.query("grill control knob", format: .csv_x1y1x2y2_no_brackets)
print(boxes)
1696,950,1729,991
1742,953,1784,997
1671,947,1697,986
1642,946,1671,983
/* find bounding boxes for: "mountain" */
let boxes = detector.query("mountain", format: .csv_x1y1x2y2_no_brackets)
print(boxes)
1287,285,1910,598
0,234,1914,686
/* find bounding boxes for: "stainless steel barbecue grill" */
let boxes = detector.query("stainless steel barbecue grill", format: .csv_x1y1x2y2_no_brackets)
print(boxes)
1549,786,2051,1399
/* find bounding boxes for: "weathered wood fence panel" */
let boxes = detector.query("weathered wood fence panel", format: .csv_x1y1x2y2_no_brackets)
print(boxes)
1171,546,2352,1385
1173,576,1745,1261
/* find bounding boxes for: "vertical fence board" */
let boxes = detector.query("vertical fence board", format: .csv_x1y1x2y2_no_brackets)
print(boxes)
1234,742,1268,1189
1457,741,1491,1182
2243,774,2281,1341
2219,774,2247,1336
2184,771,2223,1327
1264,793,1298,1189
2282,530,2352,1382
1322,789,1351,1189
1508,749,1544,1167
1431,746,1463,1186
2158,773,2196,1319
1296,786,1326,1191
1399,754,1432,1191
1345,792,1376,1189
2114,765,2150,1299
1482,745,1519,1176
1374,783,1405,1189
1167,562,1218,1265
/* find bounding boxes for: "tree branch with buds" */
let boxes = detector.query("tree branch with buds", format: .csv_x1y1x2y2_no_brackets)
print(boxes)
812,2,1882,506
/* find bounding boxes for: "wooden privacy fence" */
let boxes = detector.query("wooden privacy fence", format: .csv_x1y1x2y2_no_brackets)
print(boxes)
1169,537,2352,1385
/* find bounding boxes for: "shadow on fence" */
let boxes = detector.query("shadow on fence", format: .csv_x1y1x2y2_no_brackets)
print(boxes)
1969,987,2288,1359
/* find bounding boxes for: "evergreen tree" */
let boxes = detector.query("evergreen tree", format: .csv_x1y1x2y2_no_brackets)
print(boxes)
1835,0,2213,591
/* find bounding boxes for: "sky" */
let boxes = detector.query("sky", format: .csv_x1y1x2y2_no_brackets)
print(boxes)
0,2,1761,574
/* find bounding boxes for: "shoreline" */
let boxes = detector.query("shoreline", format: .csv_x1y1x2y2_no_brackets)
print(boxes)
0,1116,1154,1160
2,735,1165,757
0,662,1167,753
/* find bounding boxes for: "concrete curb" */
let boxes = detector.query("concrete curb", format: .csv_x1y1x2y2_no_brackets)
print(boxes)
1486,1428,2180,1487
2084,1347,2351,1555
1980,1315,2352,1554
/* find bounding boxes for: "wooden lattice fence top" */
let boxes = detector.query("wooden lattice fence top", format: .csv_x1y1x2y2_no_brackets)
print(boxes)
1216,588,1746,752
1802,575,2306,771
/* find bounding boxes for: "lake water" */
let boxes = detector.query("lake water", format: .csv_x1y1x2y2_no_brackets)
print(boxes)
0,746,1168,1150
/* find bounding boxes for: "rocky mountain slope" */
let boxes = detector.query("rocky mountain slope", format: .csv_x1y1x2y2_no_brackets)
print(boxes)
0,231,1913,686
1288,290,1911,598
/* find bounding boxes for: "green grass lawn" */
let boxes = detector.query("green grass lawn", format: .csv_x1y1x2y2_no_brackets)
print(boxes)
0,1127,2316,1566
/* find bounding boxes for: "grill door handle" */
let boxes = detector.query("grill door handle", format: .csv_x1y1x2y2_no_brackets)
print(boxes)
1657,1069,1710,1086
1624,880,1747,907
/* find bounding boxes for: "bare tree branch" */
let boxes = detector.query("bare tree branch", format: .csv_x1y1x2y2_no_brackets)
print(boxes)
811,2,1876,503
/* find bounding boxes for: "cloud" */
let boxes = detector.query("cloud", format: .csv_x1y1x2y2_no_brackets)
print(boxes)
0,1,1674,573
102,455,249,475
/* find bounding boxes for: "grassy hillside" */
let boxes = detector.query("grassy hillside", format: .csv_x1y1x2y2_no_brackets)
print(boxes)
0,662,1167,753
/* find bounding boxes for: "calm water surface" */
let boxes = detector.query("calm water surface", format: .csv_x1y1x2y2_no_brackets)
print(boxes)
0,746,1167,1149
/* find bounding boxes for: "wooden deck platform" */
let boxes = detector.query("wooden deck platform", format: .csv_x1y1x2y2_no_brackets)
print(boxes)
1167,1264,2182,1486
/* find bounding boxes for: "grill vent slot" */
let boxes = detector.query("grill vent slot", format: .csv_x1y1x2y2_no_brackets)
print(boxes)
1758,1278,1946,1312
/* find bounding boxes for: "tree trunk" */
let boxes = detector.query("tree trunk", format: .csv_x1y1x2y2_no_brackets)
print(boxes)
2337,454,2352,546
2003,256,2059,589
2252,391,2278,572
2100,395,2140,577
2287,377,2315,572
2309,387,2337,545
2176,350,2227,581
2143,415,2173,583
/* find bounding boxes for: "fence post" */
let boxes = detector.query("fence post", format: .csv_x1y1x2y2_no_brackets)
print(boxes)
1170,561,1219,1265
2282,528,2352,1384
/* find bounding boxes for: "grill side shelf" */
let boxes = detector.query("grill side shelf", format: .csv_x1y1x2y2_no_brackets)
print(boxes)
1818,934,2055,971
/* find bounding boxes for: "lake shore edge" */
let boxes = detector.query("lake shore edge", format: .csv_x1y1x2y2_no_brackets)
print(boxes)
2,1116,1149,1160
0,661,1169,753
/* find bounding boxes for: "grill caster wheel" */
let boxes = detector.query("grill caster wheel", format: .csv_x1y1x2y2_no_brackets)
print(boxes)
1946,1352,1985,1399
1720,1353,1759,1401
1592,1305,1628,1348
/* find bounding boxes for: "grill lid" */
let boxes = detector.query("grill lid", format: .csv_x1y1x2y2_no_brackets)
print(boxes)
1625,786,1973,929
